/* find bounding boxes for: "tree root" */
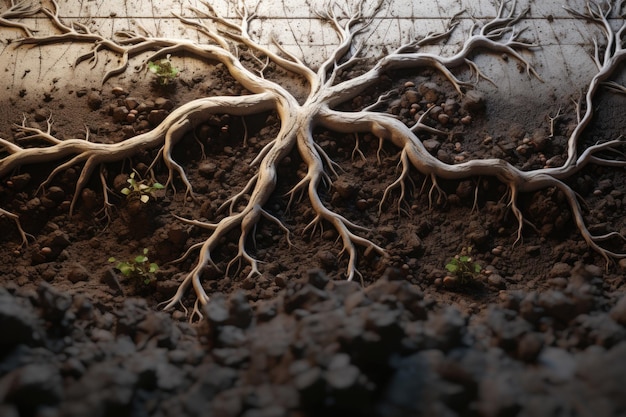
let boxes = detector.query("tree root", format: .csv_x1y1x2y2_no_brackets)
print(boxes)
1,1,625,318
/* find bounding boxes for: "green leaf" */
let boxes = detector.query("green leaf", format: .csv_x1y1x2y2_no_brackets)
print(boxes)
135,255,148,263
152,182,164,189
473,264,482,273
149,263,158,273
143,248,149,255
108,257,116,263
121,188,131,195
459,255,470,263
140,195,150,203
445,263,458,273
119,264,133,276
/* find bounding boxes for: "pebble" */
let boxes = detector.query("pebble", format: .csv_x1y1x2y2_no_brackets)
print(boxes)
404,90,420,104
111,86,126,96
148,109,168,125
112,106,129,122
461,90,485,112
487,274,506,289
155,97,174,110
67,263,90,283
422,139,440,153
124,97,139,109
491,246,503,256
549,262,572,278
418,82,443,102
86,91,102,110
437,113,450,125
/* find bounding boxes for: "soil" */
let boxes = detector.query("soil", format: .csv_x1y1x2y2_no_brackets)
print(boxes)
1,57,626,417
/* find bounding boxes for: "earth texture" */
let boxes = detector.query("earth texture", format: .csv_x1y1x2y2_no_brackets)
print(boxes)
1,5,626,417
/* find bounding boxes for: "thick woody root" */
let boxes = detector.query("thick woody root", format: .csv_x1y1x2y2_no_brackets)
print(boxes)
1,0,625,318
0,94,275,211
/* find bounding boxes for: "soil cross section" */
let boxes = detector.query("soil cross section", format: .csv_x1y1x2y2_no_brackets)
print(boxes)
1,0,625,320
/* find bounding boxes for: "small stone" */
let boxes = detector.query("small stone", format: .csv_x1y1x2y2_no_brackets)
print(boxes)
597,178,613,192
418,82,442,102
549,262,572,278
462,90,485,112
317,250,336,270
136,100,155,113
487,274,506,289
68,263,90,283
147,109,168,125
44,186,65,205
198,162,218,178
404,90,420,104
112,106,129,122
155,97,174,110
436,149,453,164
437,113,450,125
124,96,139,109
443,99,459,116
356,199,369,210
333,177,357,199
422,139,440,153
86,91,102,110
443,275,457,287
7,173,31,190
111,86,126,96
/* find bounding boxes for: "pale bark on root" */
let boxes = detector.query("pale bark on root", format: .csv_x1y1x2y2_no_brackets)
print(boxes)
1,1,625,318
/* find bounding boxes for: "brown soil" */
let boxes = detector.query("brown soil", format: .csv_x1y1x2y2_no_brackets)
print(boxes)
1,61,626,417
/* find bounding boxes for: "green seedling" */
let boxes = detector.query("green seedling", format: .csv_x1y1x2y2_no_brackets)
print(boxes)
109,248,158,286
121,172,164,204
147,54,179,85
445,246,481,285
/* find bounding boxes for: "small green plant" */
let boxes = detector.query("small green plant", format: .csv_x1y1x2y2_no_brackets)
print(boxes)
121,171,164,204
444,246,481,285
109,248,158,286
147,54,179,85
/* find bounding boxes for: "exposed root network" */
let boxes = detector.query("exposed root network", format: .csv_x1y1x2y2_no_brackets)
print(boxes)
1,0,625,319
